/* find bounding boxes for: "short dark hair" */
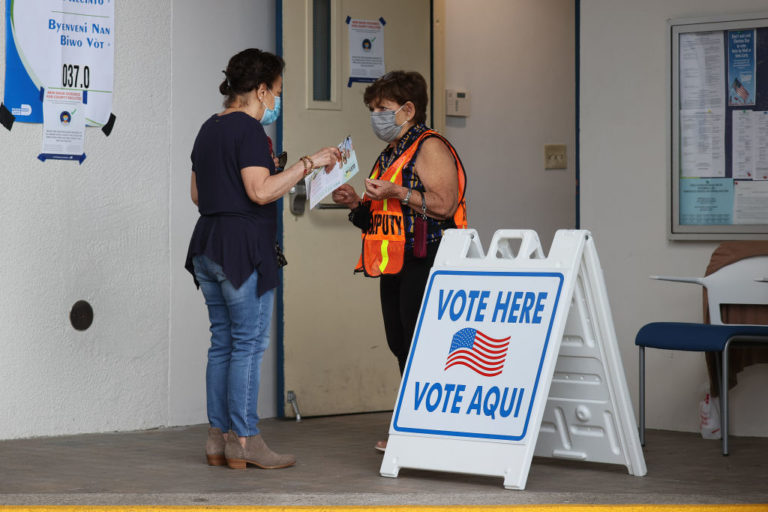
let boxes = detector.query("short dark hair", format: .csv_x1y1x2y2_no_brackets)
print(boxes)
364,71,428,125
220,48,285,107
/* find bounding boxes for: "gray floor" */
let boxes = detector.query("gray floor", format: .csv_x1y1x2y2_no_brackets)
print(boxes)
0,412,767,506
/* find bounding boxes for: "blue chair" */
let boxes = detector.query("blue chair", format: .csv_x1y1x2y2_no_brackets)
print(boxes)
635,255,768,455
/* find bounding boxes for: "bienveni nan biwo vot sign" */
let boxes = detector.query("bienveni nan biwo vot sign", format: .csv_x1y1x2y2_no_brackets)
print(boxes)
4,0,114,126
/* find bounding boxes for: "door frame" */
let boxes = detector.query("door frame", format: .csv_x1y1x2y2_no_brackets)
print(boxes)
275,0,286,417
575,0,580,229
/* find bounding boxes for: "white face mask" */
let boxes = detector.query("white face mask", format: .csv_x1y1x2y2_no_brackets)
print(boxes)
370,105,407,142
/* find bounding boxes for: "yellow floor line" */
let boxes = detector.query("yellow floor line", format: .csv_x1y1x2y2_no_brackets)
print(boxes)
1,505,768,512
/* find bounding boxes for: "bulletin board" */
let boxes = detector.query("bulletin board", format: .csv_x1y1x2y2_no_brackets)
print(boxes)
670,13,768,240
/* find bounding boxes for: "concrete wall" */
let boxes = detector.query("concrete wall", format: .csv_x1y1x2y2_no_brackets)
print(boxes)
0,1,278,440
169,0,278,428
581,0,768,435
443,0,576,251
0,0,172,439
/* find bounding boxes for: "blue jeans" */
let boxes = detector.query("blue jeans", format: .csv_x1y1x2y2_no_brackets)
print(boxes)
193,255,274,436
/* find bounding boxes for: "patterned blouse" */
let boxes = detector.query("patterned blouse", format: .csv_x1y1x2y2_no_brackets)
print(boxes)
373,123,457,251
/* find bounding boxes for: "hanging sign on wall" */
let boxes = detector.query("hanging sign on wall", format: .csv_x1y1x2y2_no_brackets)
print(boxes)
346,16,385,87
4,0,114,127
39,88,86,162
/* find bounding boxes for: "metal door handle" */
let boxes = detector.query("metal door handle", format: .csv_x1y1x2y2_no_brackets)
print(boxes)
289,182,306,216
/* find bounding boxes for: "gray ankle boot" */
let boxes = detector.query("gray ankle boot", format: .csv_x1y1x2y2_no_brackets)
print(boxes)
206,427,226,466
224,430,296,469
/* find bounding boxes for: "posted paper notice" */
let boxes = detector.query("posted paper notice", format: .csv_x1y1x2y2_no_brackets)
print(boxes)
348,19,385,82
41,88,85,160
679,178,733,225
734,180,768,224
680,108,725,177
728,30,756,107
4,0,115,125
680,32,725,111
754,111,768,181
732,109,755,179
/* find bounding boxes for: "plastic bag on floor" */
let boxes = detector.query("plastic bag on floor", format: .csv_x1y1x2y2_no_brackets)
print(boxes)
699,393,721,439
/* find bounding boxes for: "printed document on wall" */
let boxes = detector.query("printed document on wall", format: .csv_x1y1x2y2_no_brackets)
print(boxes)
728,30,756,107
679,32,725,110
734,180,768,224
348,19,385,83
732,109,755,179
680,109,725,177
754,111,768,181
3,0,114,126
40,88,85,161
679,178,733,225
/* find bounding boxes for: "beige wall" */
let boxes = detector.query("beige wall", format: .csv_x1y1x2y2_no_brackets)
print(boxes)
581,0,768,435
443,0,576,252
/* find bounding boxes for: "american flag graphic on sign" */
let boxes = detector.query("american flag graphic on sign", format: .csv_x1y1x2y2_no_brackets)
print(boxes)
732,78,749,102
444,328,511,377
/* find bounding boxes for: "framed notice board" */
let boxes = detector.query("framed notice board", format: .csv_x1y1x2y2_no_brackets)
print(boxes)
670,13,768,240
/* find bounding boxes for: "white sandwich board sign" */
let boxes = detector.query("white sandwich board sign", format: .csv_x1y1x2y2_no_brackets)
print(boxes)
380,229,646,490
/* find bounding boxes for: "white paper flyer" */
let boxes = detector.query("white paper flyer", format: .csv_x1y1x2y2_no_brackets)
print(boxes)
306,136,359,209
40,88,86,163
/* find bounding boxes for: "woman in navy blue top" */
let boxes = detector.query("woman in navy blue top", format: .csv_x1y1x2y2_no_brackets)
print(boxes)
186,48,339,470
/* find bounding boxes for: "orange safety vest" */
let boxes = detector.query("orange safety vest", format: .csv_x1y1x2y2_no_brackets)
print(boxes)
356,130,467,277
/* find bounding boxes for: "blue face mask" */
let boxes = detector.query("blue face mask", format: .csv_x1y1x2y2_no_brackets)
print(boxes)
260,90,281,125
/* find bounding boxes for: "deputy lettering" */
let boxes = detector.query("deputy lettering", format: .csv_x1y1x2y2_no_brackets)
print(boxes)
366,212,403,236
437,289,548,324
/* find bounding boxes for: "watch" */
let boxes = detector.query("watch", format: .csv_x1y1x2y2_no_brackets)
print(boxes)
401,187,413,205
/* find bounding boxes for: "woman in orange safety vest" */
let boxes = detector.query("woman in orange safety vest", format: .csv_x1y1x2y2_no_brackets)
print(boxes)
332,71,467,453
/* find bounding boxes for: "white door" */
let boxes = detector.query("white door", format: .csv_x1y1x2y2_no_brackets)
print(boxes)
281,0,436,416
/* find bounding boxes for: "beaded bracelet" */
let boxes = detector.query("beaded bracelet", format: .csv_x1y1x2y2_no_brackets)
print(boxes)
299,156,315,176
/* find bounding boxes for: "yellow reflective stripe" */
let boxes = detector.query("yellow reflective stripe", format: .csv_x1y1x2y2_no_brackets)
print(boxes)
390,160,406,182
379,239,390,273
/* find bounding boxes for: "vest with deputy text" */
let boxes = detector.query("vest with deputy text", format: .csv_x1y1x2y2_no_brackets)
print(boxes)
356,130,467,277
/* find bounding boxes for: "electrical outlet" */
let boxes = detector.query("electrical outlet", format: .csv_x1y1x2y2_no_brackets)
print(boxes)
545,144,567,170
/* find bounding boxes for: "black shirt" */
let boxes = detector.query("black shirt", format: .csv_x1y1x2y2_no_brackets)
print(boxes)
185,112,278,296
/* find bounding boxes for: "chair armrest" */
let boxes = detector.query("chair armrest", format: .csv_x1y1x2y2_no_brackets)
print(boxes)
649,275,706,286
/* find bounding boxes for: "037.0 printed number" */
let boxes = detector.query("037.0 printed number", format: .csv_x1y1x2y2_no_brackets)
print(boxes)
62,64,90,89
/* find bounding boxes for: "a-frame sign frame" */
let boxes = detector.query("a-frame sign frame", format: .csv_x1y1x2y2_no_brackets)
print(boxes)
380,229,646,490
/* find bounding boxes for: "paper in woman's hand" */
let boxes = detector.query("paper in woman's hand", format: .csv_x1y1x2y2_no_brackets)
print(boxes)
306,136,359,209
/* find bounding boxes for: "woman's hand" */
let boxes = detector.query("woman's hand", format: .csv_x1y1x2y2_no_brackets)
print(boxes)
332,184,361,208
364,179,406,202
309,146,342,173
